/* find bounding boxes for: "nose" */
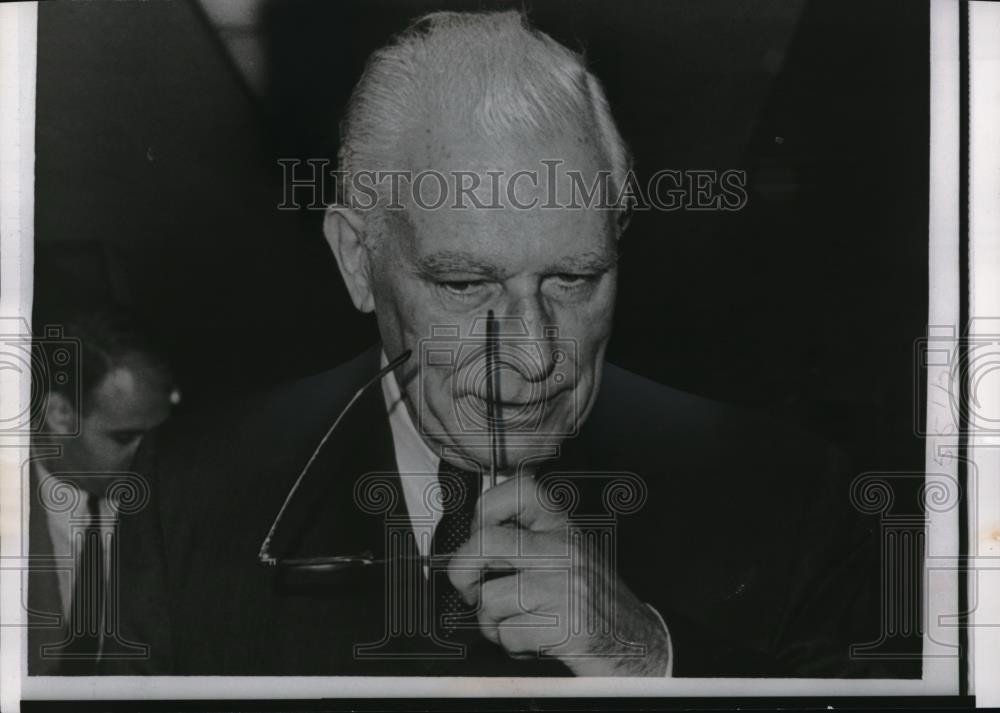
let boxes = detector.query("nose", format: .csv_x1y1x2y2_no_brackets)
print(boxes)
493,288,558,385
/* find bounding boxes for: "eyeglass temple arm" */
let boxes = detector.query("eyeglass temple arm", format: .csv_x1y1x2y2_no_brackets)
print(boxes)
257,349,413,565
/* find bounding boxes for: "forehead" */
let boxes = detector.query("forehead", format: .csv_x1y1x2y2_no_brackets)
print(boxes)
394,126,616,266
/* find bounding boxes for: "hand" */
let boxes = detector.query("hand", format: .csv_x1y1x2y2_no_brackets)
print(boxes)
447,474,670,676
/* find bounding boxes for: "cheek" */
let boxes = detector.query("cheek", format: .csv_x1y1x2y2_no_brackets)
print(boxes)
69,430,109,471
93,434,122,459
560,295,615,360
590,275,618,333
418,366,460,419
552,298,614,408
372,276,440,350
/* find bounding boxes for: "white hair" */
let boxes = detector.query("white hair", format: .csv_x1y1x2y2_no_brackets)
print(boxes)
337,10,631,221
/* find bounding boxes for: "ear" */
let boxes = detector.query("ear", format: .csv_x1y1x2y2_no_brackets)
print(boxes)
615,204,633,237
323,205,375,313
44,392,77,435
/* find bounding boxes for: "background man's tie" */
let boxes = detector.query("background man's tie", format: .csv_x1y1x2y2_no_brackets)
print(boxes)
63,493,105,673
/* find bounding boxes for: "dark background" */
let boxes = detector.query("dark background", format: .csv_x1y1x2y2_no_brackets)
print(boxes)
33,0,929,486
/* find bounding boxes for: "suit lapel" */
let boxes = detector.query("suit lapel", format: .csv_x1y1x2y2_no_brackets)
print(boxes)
272,346,412,578
27,460,70,675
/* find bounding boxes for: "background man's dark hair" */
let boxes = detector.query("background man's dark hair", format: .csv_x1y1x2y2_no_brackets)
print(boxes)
33,306,173,419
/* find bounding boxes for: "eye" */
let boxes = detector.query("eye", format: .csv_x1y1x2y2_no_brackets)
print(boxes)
438,280,488,297
550,273,596,289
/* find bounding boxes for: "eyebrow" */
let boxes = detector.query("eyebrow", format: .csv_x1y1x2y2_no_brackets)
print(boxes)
415,248,618,279
549,249,619,274
415,251,505,279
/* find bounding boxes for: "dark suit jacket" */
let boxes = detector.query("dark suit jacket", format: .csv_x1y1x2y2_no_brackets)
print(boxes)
106,346,883,677
27,462,69,676
26,461,119,675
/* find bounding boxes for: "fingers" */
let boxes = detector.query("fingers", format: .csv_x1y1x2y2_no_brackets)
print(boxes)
447,524,570,605
475,573,520,646
494,614,558,658
475,572,567,655
472,476,533,531
472,474,569,533
447,525,519,605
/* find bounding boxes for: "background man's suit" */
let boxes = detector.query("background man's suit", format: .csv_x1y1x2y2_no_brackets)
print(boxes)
108,346,884,677
27,463,68,676
28,462,112,676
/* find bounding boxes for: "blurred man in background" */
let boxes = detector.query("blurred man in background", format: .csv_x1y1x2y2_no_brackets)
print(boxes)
28,307,176,674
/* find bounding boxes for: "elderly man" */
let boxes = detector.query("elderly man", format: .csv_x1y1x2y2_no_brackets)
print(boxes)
111,11,875,677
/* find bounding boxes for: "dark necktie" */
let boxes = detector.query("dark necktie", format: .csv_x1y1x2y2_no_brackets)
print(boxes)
64,494,105,673
430,462,482,641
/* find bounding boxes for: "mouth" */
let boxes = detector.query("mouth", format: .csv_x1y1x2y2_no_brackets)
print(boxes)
493,400,547,411
462,390,565,410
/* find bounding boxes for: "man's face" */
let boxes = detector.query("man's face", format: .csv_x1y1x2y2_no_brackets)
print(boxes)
59,356,174,479
368,128,618,472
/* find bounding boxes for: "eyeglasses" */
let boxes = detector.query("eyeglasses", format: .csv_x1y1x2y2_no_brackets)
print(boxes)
257,311,503,577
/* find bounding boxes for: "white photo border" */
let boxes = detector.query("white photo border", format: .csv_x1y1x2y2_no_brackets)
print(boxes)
1,0,994,706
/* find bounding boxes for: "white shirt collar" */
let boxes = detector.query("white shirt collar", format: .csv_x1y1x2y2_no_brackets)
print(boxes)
378,351,506,559
380,351,441,558
30,457,113,626
380,351,440,477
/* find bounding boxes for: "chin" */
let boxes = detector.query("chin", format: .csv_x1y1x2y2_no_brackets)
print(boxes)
436,436,564,473
501,440,568,472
